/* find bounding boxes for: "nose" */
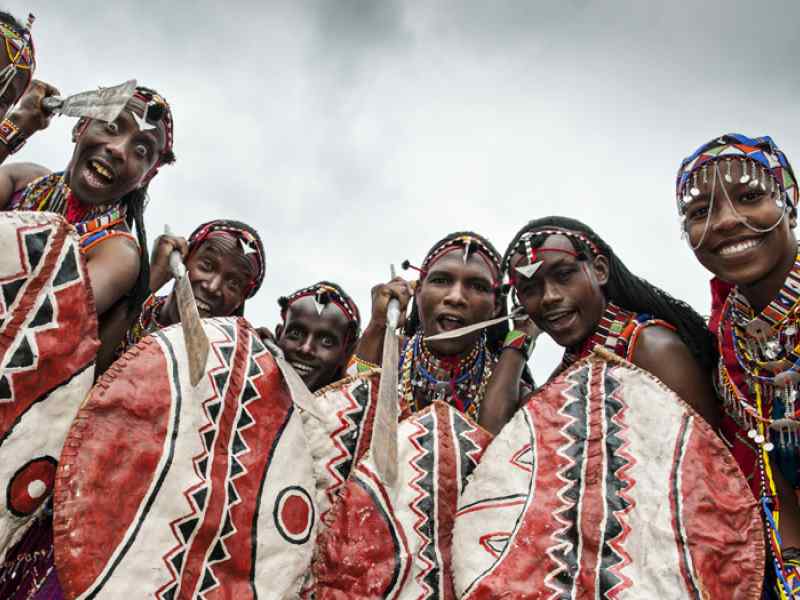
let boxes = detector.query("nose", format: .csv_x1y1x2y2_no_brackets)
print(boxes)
104,136,127,161
298,335,315,357
442,281,468,307
201,272,223,296
710,196,747,233
541,280,563,308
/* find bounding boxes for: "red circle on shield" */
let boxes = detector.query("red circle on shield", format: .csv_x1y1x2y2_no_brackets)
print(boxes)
7,456,57,517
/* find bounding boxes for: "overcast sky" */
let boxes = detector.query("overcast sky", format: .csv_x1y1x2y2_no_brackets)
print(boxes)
7,0,800,382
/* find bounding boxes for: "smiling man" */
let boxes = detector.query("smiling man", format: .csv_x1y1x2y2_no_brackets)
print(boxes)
354,231,520,423
117,219,266,357
268,281,361,392
676,134,800,598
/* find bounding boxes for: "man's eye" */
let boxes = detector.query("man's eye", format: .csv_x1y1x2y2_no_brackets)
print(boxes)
554,269,574,282
321,336,336,348
286,329,302,340
106,122,119,134
134,143,150,159
686,205,709,221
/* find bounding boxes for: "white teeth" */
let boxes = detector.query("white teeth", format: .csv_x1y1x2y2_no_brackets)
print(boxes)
719,239,759,256
290,362,312,375
546,312,573,324
196,301,211,314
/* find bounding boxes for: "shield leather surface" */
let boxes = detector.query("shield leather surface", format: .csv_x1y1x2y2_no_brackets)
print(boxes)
0,211,97,562
310,401,493,599
53,317,317,599
300,369,381,528
453,353,765,600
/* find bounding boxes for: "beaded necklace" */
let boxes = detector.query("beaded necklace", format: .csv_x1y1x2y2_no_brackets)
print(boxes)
120,294,168,356
716,257,800,598
398,331,495,420
560,302,633,369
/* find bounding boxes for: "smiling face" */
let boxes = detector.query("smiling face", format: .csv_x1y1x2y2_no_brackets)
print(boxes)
65,99,166,206
416,249,500,355
276,296,354,392
682,159,797,287
184,236,255,318
511,234,608,349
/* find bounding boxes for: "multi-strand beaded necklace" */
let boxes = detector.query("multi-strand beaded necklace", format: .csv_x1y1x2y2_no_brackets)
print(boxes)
397,330,495,421
716,251,800,598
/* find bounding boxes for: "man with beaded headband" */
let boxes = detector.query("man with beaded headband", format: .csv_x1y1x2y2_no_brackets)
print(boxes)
354,231,531,428
257,281,361,393
492,217,720,429
111,219,266,366
676,133,800,599
0,83,175,322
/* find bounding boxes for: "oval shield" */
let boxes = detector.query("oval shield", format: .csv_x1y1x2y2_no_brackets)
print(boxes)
453,353,765,600
53,317,316,599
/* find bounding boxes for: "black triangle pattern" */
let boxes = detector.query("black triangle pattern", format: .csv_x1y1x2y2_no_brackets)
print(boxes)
221,513,234,537
197,457,208,478
29,295,53,328
227,482,240,504
229,457,244,479
218,345,233,366
236,409,253,430
160,585,177,600
178,517,198,543
209,540,227,563
53,246,79,287
202,430,215,452
241,381,258,404
199,569,217,593
7,336,34,368
248,357,261,379
23,230,50,272
2,279,24,309
169,549,185,574
206,401,221,423
212,371,229,396
192,487,208,511
0,376,11,400
231,431,247,455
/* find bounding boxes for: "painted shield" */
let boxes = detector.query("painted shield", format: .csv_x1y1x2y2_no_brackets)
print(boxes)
311,401,493,599
300,369,381,527
0,211,97,561
453,354,765,600
53,317,317,599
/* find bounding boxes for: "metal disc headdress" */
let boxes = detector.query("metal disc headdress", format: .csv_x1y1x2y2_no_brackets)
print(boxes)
676,134,799,250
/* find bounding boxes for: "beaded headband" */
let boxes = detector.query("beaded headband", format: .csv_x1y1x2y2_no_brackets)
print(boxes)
187,220,265,298
676,133,798,216
412,234,501,286
278,282,361,338
505,228,600,283
0,14,35,102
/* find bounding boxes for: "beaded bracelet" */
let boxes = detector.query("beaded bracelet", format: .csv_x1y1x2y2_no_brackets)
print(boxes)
503,330,535,358
0,118,26,154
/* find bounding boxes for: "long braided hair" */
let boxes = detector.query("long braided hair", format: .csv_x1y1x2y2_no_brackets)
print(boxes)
404,231,509,355
502,216,716,371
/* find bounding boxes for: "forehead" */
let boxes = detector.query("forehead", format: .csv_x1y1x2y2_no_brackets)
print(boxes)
112,98,167,150
512,233,576,262
427,248,497,280
194,237,256,276
285,296,351,332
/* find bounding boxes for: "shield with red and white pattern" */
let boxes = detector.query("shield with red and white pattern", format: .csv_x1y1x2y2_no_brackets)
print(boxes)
309,401,493,599
0,211,97,562
53,317,316,599
453,353,765,600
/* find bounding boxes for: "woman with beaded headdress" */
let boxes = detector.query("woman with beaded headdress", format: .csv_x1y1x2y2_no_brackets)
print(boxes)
675,133,800,598
354,231,532,429
496,216,719,428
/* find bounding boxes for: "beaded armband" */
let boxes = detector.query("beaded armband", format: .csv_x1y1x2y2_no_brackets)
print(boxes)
503,330,535,358
0,118,26,154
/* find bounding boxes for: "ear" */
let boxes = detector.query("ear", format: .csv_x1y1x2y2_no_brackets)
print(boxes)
492,290,503,318
592,255,610,286
72,118,88,142
275,323,284,340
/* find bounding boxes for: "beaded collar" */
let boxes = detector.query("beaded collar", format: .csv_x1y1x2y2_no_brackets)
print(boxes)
398,331,495,420
559,302,633,369
716,253,800,451
120,294,168,356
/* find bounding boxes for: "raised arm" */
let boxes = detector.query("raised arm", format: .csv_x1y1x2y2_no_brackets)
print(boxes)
354,277,413,365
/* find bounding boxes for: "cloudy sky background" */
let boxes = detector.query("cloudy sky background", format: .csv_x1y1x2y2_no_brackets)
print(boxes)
7,0,800,382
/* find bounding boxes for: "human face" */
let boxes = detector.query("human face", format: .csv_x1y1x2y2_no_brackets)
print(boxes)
277,296,353,392
416,250,500,356
511,234,608,349
184,236,255,318
683,159,797,287
66,100,166,205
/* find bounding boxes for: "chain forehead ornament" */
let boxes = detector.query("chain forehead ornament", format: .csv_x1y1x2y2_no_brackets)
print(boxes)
0,13,34,103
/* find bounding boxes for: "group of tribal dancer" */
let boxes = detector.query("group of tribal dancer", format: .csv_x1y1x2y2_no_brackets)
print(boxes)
0,10,798,600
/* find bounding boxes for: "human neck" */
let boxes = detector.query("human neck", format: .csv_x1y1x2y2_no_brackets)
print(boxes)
737,243,798,313
422,334,482,367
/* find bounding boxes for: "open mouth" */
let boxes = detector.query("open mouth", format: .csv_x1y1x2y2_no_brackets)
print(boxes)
716,236,763,257
195,299,213,317
83,158,115,188
542,310,577,332
436,314,466,332
289,361,314,377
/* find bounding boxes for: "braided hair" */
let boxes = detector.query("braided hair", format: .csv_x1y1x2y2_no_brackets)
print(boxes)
502,216,716,371
404,231,509,355
278,280,361,343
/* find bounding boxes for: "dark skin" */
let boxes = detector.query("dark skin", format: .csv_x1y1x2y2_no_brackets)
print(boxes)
0,96,167,316
0,79,60,165
683,162,800,549
355,249,526,426
270,296,355,392
159,236,256,325
509,234,720,430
